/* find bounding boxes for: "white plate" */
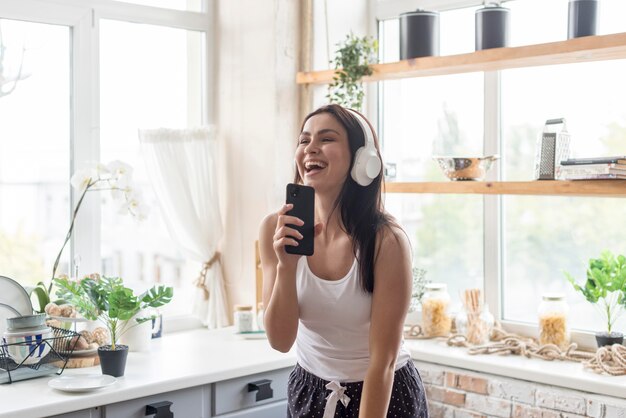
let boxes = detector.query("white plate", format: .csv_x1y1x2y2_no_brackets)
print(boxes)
0,276,32,316
48,374,116,393
0,276,32,335
0,303,21,336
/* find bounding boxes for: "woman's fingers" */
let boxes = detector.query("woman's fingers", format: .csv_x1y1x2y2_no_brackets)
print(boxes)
274,225,303,242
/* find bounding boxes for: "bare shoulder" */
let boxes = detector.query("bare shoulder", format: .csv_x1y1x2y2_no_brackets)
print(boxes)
376,223,411,258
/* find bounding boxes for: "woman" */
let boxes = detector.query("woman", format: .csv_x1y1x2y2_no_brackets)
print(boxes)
259,104,428,417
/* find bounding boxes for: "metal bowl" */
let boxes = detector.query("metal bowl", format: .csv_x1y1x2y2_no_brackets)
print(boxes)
433,155,499,181
6,313,46,331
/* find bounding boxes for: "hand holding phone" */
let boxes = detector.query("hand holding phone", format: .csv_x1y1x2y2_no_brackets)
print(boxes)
285,183,314,256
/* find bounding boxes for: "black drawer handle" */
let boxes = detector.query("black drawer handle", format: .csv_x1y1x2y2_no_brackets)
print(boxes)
145,400,174,418
248,379,274,402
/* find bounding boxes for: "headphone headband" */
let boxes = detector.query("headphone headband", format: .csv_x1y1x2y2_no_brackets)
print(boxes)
346,109,375,150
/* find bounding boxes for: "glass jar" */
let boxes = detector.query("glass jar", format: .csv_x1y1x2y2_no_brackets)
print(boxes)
455,303,495,345
421,283,452,337
234,304,254,333
256,302,265,332
538,293,570,349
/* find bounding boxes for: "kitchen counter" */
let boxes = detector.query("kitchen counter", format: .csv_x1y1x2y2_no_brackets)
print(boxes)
0,328,296,418
4,329,626,417
405,338,626,399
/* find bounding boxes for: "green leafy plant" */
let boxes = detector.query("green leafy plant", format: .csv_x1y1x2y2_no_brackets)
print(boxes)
326,33,378,111
565,250,626,335
54,275,173,350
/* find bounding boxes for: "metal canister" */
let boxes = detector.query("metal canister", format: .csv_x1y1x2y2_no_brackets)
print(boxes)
399,9,440,59
568,0,598,39
475,3,510,50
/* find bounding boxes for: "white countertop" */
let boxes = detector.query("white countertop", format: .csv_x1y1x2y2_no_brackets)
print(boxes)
3,329,626,417
406,338,626,398
0,328,296,418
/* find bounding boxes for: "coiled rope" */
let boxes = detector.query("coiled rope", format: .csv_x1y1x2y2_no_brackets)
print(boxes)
404,324,626,375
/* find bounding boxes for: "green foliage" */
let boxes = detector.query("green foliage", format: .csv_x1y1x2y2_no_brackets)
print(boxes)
326,33,378,111
55,275,173,350
565,251,626,333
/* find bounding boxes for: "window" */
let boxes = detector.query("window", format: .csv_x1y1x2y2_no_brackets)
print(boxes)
99,20,205,315
378,5,484,312
0,18,71,287
0,0,212,319
376,0,626,334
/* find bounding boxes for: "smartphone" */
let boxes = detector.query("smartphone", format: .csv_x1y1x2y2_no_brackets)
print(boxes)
285,183,315,256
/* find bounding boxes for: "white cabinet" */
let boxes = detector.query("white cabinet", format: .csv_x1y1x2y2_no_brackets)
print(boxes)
104,386,210,418
98,366,291,418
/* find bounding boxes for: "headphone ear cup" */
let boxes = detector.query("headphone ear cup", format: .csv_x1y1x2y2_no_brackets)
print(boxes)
351,146,381,186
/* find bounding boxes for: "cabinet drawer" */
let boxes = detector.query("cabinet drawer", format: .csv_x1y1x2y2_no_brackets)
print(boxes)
49,408,101,418
212,367,291,415
218,400,287,417
104,385,209,418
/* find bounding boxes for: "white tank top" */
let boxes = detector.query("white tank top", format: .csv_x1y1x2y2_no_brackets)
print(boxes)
295,256,411,382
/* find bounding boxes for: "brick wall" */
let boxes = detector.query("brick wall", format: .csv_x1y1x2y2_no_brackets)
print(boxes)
414,361,626,417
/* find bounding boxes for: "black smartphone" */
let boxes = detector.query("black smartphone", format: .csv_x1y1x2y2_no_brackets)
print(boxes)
285,183,315,256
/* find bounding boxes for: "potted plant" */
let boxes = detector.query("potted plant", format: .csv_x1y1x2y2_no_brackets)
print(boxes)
565,250,626,347
54,275,173,377
326,33,378,111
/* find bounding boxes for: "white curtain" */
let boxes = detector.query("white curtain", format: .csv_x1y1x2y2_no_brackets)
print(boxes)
138,127,229,328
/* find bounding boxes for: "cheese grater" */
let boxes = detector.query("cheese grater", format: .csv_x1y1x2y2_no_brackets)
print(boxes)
534,118,571,180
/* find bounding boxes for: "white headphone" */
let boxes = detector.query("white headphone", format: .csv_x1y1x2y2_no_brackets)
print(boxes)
346,109,382,186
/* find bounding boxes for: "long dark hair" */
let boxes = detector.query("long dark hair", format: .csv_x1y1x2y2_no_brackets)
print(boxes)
294,104,397,293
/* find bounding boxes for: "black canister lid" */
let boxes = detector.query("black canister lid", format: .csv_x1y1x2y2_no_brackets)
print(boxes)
400,9,439,17
476,6,510,13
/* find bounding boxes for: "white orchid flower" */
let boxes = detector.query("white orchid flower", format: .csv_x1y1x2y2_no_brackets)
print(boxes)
107,160,133,182
70,168,97,192
96,163,110,177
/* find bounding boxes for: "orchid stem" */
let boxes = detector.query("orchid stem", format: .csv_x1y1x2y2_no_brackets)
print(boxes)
49,180,94,294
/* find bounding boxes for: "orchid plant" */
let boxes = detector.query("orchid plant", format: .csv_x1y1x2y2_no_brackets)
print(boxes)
31,161,149,313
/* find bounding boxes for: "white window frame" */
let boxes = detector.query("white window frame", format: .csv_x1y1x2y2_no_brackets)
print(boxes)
370,0,598,348
0,0,214,331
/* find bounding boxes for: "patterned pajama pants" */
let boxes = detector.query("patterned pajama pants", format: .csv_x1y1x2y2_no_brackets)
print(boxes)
286,361,429,418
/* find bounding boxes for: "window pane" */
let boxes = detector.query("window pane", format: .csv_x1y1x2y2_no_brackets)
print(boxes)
502,60,626,332
0,19,70,287
379,5,484,306
113,0,202,12
99,20,204,315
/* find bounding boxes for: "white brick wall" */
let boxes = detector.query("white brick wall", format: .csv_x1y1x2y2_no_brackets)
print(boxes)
413,360,626,417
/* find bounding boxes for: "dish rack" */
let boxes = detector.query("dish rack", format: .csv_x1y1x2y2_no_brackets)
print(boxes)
0,326,79,384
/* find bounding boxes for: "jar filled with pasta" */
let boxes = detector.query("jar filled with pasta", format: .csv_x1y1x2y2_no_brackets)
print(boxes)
421,283,451,337
538,293,570,349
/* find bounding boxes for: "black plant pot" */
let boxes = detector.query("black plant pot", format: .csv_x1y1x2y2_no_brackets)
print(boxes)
98,345,129,377
595,332,624,348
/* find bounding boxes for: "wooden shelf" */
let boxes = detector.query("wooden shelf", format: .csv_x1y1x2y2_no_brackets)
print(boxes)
297,32,626,85
383,180,626,197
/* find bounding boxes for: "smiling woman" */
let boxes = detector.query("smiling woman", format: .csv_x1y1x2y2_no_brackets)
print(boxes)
260,104,429,417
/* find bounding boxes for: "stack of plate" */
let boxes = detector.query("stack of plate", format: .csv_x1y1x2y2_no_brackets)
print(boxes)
0,276,34,336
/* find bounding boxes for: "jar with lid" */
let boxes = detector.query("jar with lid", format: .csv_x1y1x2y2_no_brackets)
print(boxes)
421,283,452,337
538,293,570,349
234,304,254,333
